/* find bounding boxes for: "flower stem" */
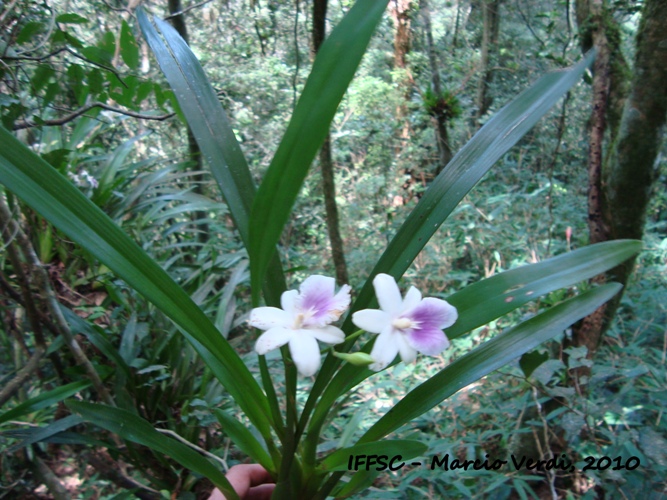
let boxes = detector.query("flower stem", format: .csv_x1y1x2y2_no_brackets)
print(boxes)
344,329,364,342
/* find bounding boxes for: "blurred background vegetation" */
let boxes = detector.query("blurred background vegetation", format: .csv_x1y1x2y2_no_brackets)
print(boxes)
1,0,665,498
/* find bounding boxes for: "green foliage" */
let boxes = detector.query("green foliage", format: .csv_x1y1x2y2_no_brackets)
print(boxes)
423,88,462,120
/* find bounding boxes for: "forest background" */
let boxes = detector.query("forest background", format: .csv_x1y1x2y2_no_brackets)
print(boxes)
0,0,666,498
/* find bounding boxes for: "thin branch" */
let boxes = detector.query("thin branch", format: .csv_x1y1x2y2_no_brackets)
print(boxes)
0,346,45,407
164,0,214,20
30,456,71,500
4,47,129,91
1,204,47,349
13,102,174,130
84,451,160,500
14,5,56,57
546,92,571,256
156,429,229,471
291,0,300,109
0,266,72,339
0,0,20,26
100,0,134,15
0,57,18,90
515,0,546,48
2,46,67,61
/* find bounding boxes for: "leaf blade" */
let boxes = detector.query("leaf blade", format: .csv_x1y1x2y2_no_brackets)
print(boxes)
0,381,91,426
214,409,275,474
302,51,597,427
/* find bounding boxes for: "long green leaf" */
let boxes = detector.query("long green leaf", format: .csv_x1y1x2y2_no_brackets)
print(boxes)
68,401,239,500
137,9,285,306
0,126,273,441
444,239,640,338
0,380,91,425
7,414,83,453
61,308,132,378
358,282,622,443
248,0,389,301
213,409,274,474
0,428,109,448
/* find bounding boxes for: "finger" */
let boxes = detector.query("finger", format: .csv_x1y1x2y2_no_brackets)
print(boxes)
245,483,276,500
226,464,273,489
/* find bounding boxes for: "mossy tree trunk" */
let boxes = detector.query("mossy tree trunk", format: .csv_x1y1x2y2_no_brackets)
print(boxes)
312,0,348,285
390,0,413,71
420,0,453,175
475,0,500,126
599,0,667,321
389,0,414,144
570,0,665,379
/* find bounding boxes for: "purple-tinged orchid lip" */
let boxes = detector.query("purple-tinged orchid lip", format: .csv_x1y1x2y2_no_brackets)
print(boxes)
300,284,336,325
406,297,458,331
297,275,351,327
406,327,450,356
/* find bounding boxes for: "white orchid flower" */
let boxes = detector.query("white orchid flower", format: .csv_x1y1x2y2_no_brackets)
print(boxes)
250,275,351,376
352,274,458,371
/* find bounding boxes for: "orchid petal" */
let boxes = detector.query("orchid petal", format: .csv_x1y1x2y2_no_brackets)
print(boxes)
248,307,292,330
405,327,450,356
298,275,335,309
297,275,351,326
369,326,400,371
373,274,403,312
309,325,345,344
396,333,418,364
401,286,422,313
280,289,299,316
255,327,293,354
362,275,458,371
352,309,390,334
329,284,352,320
289,334,322,376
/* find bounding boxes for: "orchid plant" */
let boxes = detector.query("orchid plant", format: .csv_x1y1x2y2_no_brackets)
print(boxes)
0,1,643,498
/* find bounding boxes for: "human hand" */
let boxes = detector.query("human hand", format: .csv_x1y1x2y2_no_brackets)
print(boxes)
208,464,275,500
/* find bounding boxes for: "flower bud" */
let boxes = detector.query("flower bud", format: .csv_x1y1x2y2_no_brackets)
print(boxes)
332,351,375,366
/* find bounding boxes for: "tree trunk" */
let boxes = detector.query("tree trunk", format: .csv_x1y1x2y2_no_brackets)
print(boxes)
390,0,412,70
168,0,208,243
569,0,665,379
584,0,612,248
575,0,629,146
475,0,500,126
312,0,348,285
421,0,453,174
602,0,667,307
389,0,414,141
452,0,461,51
